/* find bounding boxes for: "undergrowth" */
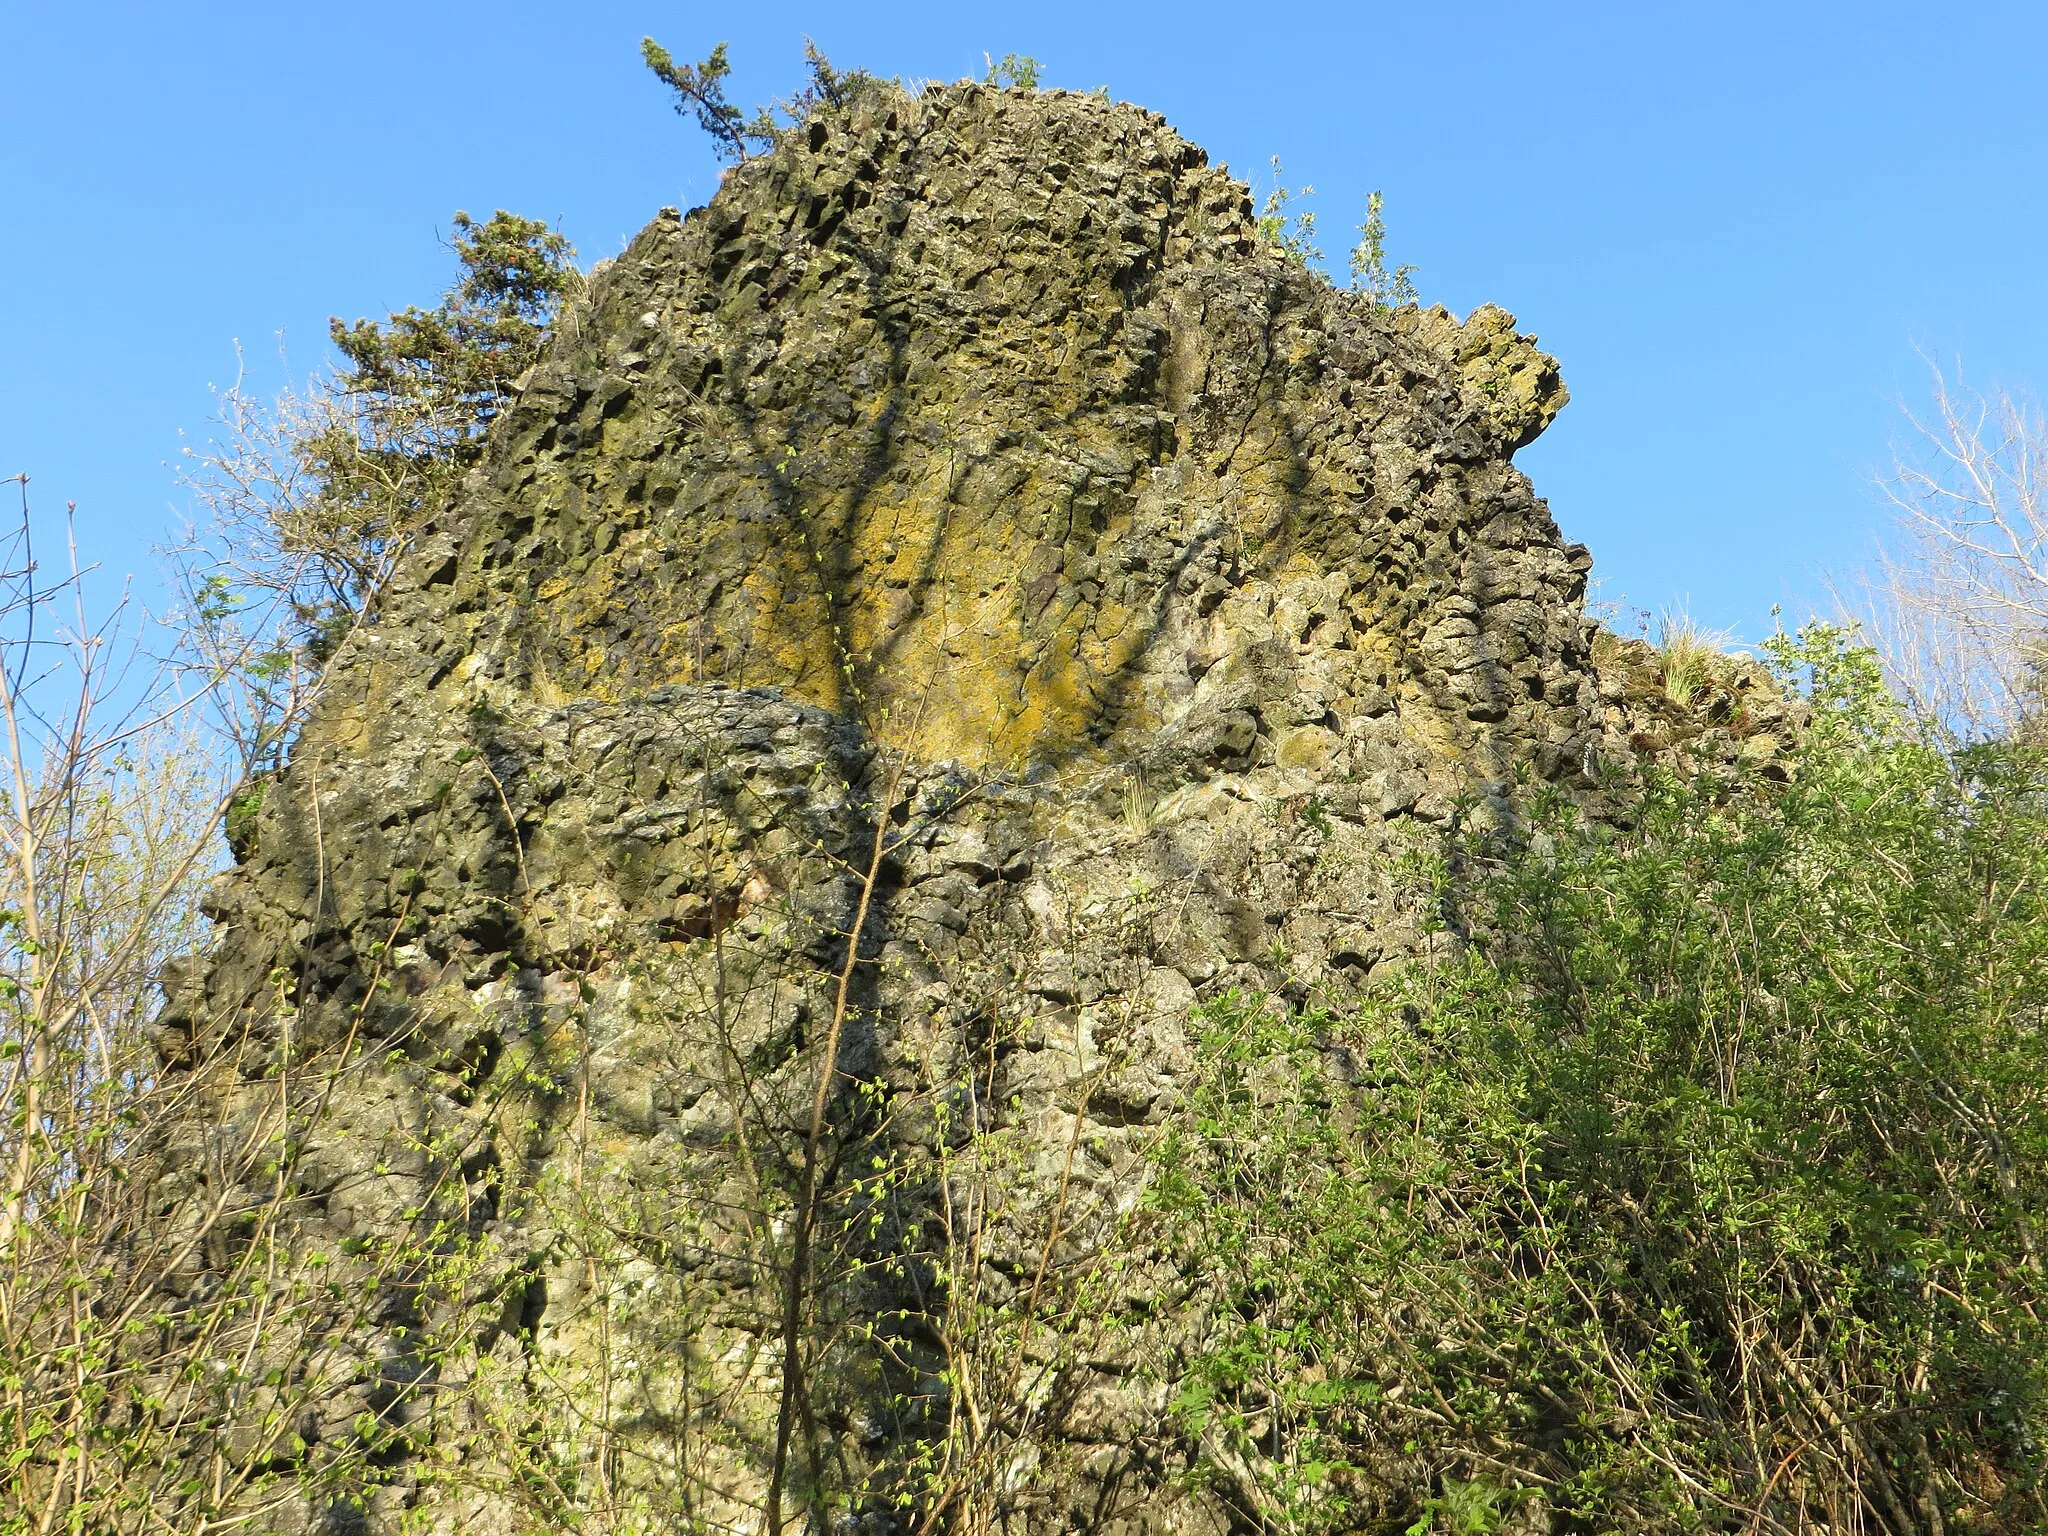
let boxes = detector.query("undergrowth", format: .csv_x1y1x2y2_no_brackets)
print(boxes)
1155,624,2048,1534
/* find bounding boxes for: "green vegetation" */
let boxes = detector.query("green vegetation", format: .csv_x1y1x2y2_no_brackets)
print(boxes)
642,37,886,163
1155,625,2048,1532
640,38,775,162
1351,189,1420,310
314,211,577,609
984,52,1042,90
640,36,1038,161
10,51,2045,1535
1258,157,1324,266
327,211,576,478
1256,163,1421,311
1653,608,1732,705
180,207,578,685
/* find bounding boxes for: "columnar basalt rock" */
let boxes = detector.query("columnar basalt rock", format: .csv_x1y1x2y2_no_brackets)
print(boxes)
151,83,1792,1535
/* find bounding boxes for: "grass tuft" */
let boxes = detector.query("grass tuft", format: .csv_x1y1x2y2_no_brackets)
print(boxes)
1655,609,1733,705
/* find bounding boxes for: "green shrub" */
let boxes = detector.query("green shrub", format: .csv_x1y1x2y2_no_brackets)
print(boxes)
1257,158,1323,268
1349,190,1418,310
1156,624,2048,1533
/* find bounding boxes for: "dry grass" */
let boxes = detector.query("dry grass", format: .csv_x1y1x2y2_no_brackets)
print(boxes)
1654,609,1733,706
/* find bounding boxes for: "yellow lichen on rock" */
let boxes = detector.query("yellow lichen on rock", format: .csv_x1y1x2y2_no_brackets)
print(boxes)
146,80,1821,1536
392,84,1598,782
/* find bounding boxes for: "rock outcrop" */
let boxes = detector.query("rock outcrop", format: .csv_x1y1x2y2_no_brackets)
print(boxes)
151,81,1792,1534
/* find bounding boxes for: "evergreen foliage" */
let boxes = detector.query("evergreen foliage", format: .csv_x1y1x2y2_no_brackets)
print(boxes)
326,210,578,470
309,210,579,613
180,209,579,681
784,39,884,117
642,37,886,164
640,39,777,162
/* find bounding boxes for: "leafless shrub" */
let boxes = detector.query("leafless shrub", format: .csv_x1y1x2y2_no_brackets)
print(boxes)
1844,358,2048,739
0,475,437,1532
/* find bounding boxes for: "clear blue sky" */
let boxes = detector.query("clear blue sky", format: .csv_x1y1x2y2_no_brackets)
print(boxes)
6,1,2046,643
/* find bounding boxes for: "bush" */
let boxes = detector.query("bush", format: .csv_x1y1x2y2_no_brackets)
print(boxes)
1155,624,2048,1534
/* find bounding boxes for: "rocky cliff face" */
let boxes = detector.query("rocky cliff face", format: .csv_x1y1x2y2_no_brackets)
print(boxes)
153,82,1790,1534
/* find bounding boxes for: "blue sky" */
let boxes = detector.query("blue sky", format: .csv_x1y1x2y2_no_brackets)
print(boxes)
6,1,2046,643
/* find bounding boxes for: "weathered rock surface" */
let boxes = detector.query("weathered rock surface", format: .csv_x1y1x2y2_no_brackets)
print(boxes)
152,81,1793,1534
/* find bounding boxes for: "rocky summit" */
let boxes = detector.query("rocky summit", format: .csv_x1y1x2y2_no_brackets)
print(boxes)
152,81,1791,1534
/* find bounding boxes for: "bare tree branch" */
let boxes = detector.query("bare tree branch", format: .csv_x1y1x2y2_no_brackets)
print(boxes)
1838,354,2048,739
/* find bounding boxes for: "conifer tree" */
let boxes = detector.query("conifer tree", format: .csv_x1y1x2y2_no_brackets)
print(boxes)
180,211,580,685
642,37,884,162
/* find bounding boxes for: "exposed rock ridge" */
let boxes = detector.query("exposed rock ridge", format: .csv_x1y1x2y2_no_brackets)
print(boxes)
392,79,1585,779
152,82,1793,1535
